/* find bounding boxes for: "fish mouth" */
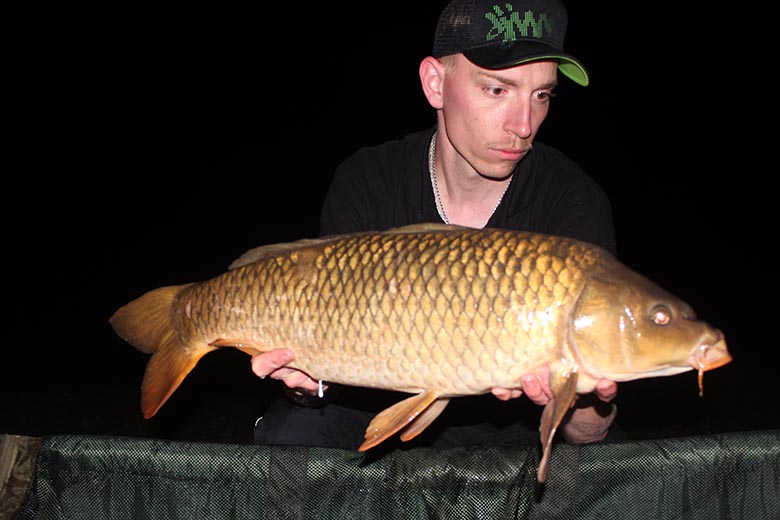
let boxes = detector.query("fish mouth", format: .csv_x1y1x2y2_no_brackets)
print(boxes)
688,328,732,372
688,328,731,397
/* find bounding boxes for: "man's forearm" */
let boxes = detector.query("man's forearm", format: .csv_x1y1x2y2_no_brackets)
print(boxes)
561,395,617,443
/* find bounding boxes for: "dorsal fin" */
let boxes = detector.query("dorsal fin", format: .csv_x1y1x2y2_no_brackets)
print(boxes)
228,237,335,269
384,223,470,234
228,224,468,270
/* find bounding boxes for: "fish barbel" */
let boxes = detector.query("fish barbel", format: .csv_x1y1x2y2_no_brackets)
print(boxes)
109,223,731,483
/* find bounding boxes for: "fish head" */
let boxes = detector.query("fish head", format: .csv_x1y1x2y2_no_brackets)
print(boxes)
570,264,731,385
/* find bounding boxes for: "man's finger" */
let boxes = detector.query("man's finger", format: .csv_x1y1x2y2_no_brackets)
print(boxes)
491,388,523,401
250,349,295,378
521,374,550,405
276,370,320,392
594,379,618,402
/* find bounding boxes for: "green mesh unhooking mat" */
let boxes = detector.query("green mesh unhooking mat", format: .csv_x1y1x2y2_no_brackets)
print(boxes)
3,430,779,519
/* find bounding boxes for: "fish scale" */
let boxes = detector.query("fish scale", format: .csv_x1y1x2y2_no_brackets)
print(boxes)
169,228,568,393
110,223,731,484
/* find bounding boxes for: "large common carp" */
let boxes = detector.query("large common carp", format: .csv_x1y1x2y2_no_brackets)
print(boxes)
110,223,731,483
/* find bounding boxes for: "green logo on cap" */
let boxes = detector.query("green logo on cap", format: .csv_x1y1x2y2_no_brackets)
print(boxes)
484,4,552,43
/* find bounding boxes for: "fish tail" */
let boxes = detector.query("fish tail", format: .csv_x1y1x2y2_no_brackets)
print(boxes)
110,285,188,354
110,284,214,418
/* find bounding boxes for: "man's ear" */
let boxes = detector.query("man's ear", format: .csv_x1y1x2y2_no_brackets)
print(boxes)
419,56,445,109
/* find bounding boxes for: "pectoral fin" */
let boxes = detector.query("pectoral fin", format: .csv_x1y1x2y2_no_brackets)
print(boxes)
359,390,444,451
537,366,578,484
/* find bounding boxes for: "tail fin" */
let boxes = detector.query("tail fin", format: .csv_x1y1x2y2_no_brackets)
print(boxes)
109,284,216,418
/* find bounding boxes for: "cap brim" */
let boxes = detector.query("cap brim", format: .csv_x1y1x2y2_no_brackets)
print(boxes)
463,41,589,87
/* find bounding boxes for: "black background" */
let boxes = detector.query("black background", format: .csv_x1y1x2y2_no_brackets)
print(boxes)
4,4,775,444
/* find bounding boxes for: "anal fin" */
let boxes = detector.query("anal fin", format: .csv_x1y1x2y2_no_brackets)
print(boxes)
359,390,442,451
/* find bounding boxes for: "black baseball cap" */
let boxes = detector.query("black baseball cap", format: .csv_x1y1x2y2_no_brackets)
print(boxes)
432,0,589,86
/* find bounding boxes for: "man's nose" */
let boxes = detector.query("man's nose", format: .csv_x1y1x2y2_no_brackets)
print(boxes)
503,102,532,139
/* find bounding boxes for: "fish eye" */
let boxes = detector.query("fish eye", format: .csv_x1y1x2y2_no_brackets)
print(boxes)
650,304,672,325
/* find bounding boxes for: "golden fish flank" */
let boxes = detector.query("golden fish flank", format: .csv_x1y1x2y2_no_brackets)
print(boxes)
109,223,731,483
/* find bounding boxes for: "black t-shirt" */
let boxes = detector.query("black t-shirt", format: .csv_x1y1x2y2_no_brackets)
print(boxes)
320,127,616,255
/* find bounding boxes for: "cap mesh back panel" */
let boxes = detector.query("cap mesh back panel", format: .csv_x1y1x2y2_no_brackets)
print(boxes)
433,0,476,57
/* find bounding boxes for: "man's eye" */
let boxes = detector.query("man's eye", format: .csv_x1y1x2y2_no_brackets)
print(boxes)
487,87,506,96
535,91,557,102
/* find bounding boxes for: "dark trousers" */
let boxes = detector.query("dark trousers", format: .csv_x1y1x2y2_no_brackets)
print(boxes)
254,387,623,451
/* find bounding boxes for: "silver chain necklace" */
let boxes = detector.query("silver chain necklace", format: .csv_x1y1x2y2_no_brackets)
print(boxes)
428,132,510,226
429,133,449,224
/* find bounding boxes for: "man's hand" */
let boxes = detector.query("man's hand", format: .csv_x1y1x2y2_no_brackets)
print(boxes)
491,365,619,443
491,365,617,405
250,348,325,395
491,365,556,404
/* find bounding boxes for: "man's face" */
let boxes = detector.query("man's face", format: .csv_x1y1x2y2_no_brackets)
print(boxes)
439,54,558,180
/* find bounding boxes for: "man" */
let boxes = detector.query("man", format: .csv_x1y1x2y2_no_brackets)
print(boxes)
252,0,620,449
